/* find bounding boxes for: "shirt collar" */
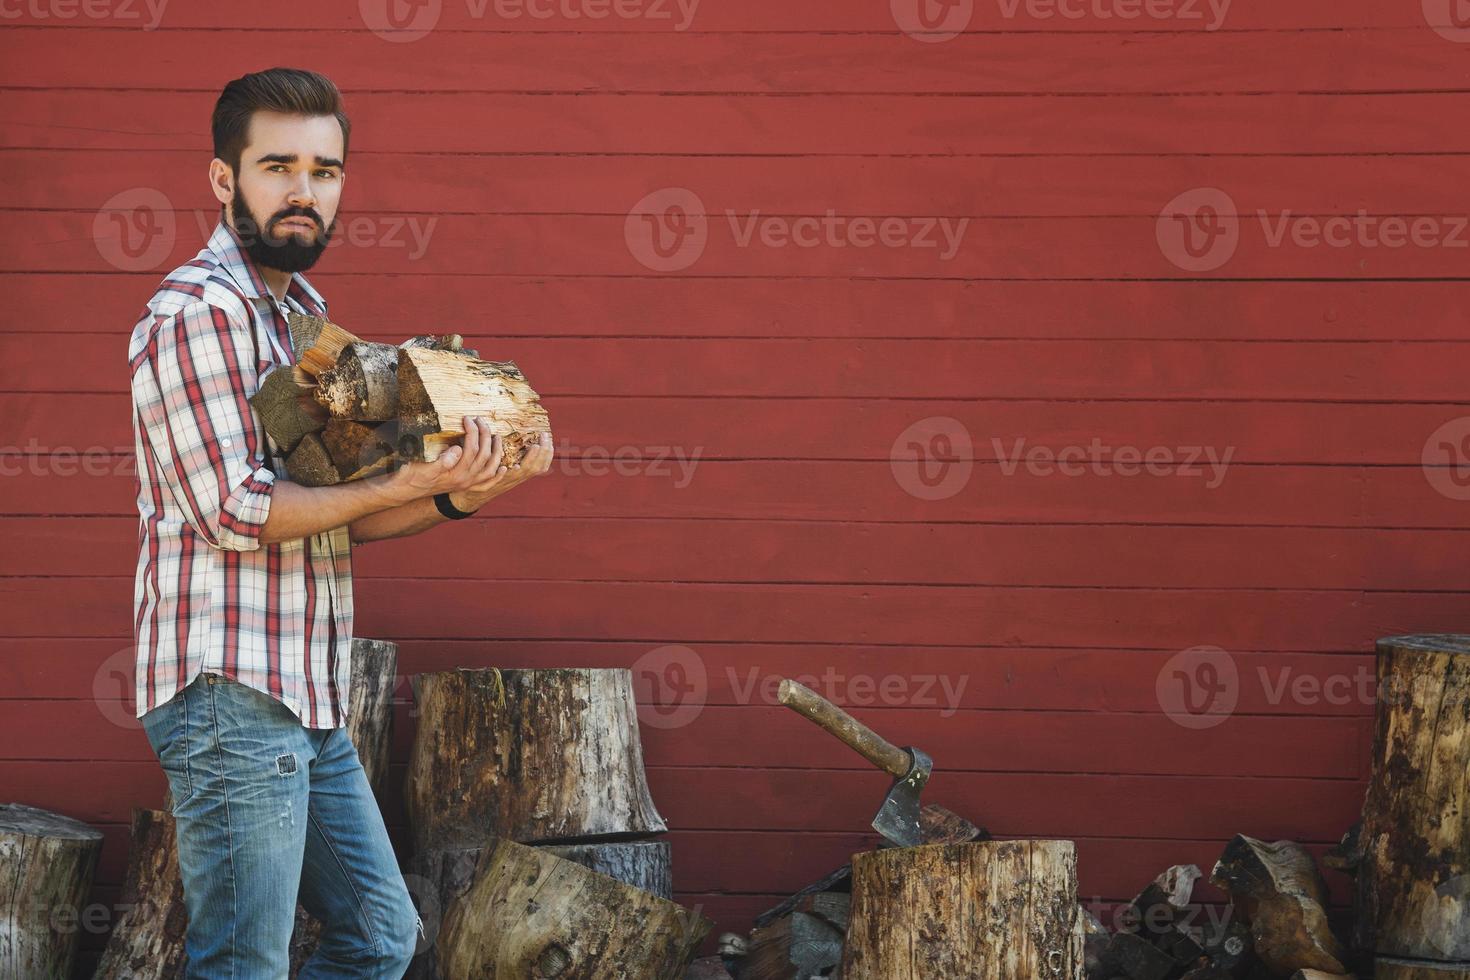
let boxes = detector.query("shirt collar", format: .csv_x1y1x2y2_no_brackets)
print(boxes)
206,216,328,317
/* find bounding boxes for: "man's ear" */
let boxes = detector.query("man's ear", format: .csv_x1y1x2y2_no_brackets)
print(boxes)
208,158,233,207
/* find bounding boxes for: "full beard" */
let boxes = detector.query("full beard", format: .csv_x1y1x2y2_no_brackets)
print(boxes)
229,184,336,273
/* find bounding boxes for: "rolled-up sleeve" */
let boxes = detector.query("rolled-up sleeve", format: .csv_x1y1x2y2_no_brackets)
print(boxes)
130,301,275,551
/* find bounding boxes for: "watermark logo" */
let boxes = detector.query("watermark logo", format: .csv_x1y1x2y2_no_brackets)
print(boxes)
996,0,1230,30
1160,186,1470,272
631,644,708,729
626,188,708,273
359,0,443,41
93,644,141,731
626,189,969,272
891,0,974,42
1157,645,1239,729
94,188,176,272
891,417,974,501
994,437,1233,488
1157,188,1238,272
1422,416,1470,500
1424,0,1470,42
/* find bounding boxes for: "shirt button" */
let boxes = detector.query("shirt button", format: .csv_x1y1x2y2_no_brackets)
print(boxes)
222,438,232,448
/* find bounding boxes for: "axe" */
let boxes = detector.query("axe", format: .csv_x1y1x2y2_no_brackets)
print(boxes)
777,678,976,848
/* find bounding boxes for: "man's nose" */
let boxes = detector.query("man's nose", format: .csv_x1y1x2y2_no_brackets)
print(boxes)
286,173,317,209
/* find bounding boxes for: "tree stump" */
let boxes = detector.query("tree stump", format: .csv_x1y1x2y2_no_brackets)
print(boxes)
0,803,105,980
92,807,188,979
1353,635,1470,966
437,837,709,980
840,839,1084,980
404,668,666,853
404,840,672,980
1375,958,1470,979
540,840,672,899
287,638,400,977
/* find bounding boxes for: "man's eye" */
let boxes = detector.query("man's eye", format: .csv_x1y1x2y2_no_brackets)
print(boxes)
267,165,286,173
315,170,338,179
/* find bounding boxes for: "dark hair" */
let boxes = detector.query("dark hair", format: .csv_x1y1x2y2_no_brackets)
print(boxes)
212,68,350,176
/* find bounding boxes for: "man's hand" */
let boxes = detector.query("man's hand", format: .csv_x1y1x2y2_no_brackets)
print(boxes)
449,427,554,514
390,416,508,500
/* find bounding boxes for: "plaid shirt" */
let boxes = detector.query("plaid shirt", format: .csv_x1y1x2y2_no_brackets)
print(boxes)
129,217,354,729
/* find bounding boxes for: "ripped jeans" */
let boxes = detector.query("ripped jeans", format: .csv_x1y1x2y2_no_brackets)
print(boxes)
140,670,424,979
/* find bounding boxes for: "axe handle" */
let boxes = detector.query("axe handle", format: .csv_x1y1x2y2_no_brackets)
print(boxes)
777,679,912,779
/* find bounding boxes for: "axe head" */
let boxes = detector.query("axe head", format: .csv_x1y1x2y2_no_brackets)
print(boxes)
871,746,932,847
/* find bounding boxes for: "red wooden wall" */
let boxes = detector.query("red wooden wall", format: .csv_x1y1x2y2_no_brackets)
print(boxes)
3,1,1469,969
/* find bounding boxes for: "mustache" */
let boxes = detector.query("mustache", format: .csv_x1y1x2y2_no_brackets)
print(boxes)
270,206,325,230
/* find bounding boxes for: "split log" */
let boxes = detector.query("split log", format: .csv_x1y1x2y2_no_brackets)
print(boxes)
684,957,734,980
752,802,986,929
742,892,848,980
250,364,327,454
0,804,105,980
540,840,672,899
403,667,666,853
316,341,403,420
1374,958,1470,979
1102,931,1177,980
285,431,340,486
395,347,550,464
288,312,362,377
1353,635,1470,963
1290,971,1357,980
91,807,188,979
401,334,466,352
1119,864,1202,941
320,419,398,482
437,837,710,980
1210,835,1347,976
841,839,1084,980
287,638,400,976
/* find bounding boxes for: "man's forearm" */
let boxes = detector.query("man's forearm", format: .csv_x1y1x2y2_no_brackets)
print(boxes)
257,473,419,545
347,495,452,545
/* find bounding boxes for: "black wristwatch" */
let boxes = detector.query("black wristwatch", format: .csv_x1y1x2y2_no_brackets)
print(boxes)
433,492,477,520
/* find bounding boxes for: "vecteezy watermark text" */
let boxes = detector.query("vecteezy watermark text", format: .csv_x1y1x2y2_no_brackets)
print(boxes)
358,0,701,42
0,0,168,28
1157,188,1470,272
994,437,1234,489
625,188,970,272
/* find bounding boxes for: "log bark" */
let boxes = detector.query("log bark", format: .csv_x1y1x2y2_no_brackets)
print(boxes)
250,364,327,454
316,341,403,420
742,892,848,980
395,347,550,464
1353,635,1470,963
288,312,362,377
840,839,1084,980
287,638,400,976
540,840,672,899
285,431,341,486
1209,835,1347,976
320,419,399,483
437,837,709,980
0,803,105,980
403,668,666,854
91,808,188,979
1374,958,1470,979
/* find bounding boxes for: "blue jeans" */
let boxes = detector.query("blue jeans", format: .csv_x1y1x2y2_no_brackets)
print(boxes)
140,671,422,979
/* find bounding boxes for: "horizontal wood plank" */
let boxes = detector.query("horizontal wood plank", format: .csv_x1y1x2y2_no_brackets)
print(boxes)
7,91,1469,154
2,576,1464,648
5,30,1468,95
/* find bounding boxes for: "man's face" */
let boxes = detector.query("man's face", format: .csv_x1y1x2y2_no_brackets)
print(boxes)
223,110,345,273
